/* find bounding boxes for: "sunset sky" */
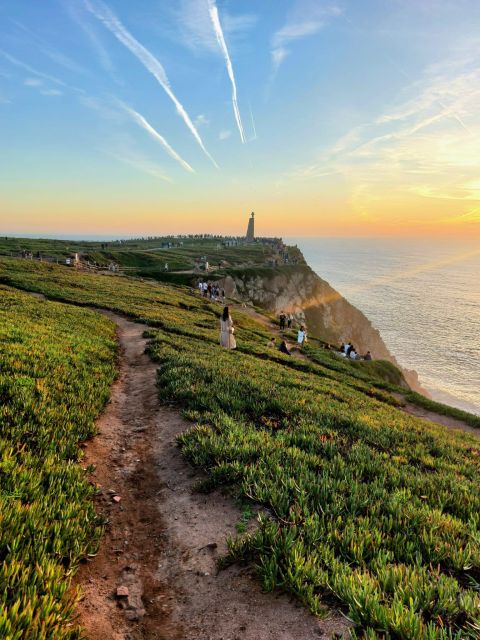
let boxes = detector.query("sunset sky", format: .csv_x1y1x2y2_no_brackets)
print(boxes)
1,0,480,238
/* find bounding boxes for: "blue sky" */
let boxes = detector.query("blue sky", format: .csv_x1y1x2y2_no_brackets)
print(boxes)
1,0,480,236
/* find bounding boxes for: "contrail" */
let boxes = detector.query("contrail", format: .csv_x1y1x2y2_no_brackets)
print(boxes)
207,0,246,143
122,104,195,173
84,0,218,168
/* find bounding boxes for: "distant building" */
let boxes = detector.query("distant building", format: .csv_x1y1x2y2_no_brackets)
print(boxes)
246,211,255,242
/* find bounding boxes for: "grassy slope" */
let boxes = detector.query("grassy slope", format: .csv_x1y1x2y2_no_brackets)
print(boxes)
1,257,480,638
0,236,279,272
0,286,117,639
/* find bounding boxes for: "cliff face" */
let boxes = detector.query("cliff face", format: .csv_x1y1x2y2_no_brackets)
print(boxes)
220,264,422,392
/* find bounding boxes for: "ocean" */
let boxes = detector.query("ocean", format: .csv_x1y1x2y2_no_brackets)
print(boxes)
289,238,480,416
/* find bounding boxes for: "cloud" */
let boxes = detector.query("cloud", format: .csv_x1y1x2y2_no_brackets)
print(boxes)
121,103,195,173
85,0,218,168
24,77,43,87
10,19,88,76
195,113,209,127
219,129,231,140
0,49,67,88
207,0,245,143
287,48,480,224
173,0,256,54
63,0,116,75
40,89,63,96
271,1,342,72
105,149,172,182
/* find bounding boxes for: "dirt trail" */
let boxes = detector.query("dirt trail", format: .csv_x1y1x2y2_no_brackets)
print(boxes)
74,312,350,639
391,394,479,439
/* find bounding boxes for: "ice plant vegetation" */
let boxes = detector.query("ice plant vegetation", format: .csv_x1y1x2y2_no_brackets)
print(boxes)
0,286,117,638
0,256,479,638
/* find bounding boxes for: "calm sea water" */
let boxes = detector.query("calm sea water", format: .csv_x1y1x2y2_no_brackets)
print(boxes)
289,238,480,416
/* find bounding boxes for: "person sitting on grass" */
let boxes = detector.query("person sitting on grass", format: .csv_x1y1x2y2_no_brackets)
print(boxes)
279,340,291,356
364,350,372,361
267,337,276,348
219,306,236,350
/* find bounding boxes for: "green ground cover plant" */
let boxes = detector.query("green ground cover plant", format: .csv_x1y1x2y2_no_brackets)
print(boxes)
0,285,117,638
146,331,480,638
2,256,480,638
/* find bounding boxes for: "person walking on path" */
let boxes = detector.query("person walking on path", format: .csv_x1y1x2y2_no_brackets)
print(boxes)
287,314,293,329
220,306,237,349
279,312,286,330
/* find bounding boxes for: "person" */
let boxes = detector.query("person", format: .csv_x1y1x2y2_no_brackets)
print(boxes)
220,306,236,349
350,348,358,359
346,343,354,357
267,337,276,348
287,313,293,329
198,281,203,294
340,342,345,353
364,351,372,361
221,288,226,303
297,325,306,347
202,281,208,297
279,312,286,330
207,283,212,299
279,340,291,355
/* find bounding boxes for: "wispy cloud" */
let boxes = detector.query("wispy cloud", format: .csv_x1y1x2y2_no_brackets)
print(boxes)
24,77,43,87
121,103,195,173
105,148,172,183
194,113,209,127
62,0,115,74
219,129,231,140
85,0,218,168
173,0,256,55
40,88,63,96
207,0,245,143
10,19,88,76
287,48,480,225
271,1,342,73
0,49,68,88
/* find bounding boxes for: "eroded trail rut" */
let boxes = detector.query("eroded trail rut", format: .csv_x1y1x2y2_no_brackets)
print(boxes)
75,313,348,640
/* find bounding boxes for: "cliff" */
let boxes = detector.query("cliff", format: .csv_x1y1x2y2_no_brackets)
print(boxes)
219,262,423,393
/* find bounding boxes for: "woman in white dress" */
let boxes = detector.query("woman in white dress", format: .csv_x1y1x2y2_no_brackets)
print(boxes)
220,306,237,349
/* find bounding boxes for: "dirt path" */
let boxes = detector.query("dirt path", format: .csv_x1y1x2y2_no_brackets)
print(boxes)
74,312,350,639
391,394,480,439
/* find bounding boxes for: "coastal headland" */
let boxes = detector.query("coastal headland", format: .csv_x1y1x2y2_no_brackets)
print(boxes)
0,236,479,639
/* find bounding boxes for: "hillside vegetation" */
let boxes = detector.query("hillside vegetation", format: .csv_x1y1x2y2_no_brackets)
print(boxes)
0,235,297,280
1,256,479,639
0,285,116,638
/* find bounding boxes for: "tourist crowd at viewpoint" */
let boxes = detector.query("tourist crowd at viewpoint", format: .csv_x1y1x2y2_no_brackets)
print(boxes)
198,280,225,303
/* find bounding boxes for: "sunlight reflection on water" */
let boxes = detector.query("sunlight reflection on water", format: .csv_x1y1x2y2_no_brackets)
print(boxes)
289,237,480,415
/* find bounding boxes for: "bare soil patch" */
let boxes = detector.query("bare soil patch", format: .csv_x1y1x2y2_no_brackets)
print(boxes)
391,393,479,439
74,312,350,639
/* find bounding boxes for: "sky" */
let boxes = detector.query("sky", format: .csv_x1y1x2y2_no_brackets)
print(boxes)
1,0,480,238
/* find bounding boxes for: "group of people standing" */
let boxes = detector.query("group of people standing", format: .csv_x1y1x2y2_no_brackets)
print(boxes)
278,311,294,330
199,281,225,302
